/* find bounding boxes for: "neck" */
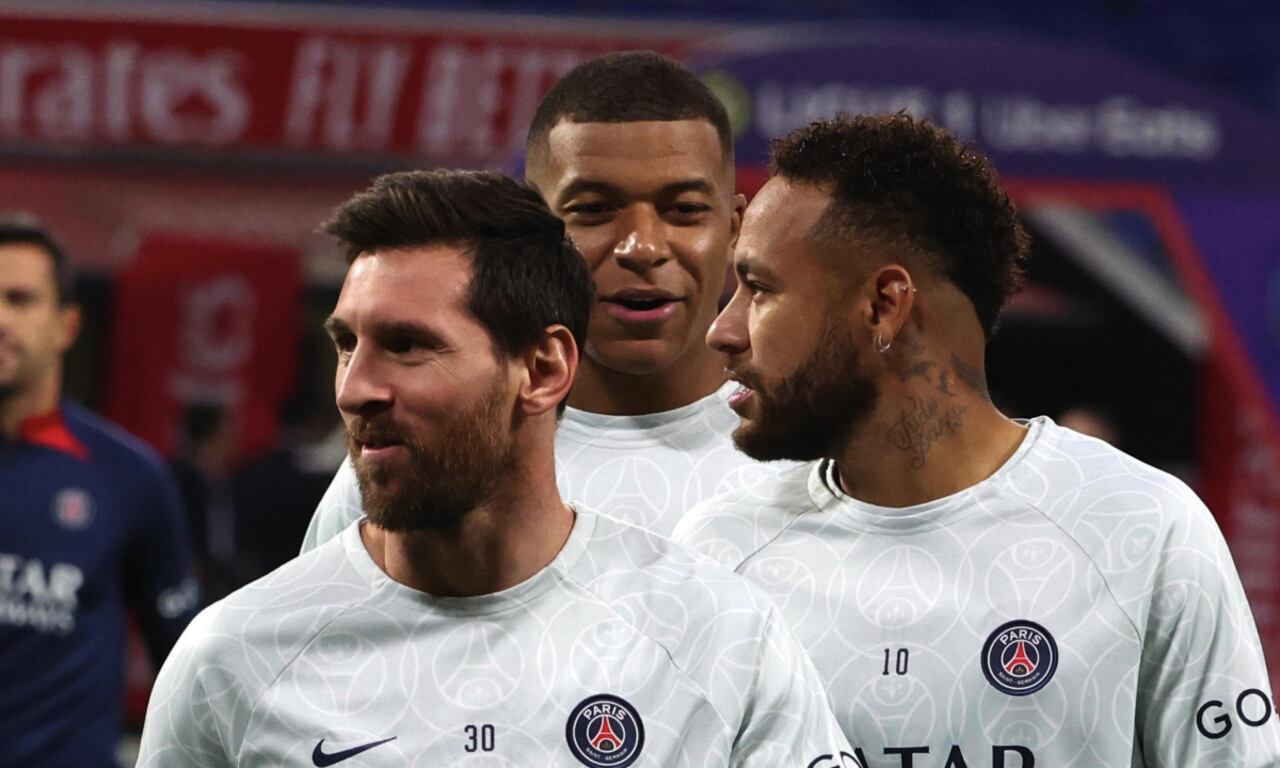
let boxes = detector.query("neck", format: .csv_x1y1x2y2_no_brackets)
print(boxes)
360,440,574,597
567,343,726,416
833,351,1026,508
0,373,60,439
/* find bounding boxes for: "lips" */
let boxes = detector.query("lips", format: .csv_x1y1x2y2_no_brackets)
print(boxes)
600,288,682,324
725,372,761,412
347,424,406,459
727,384,754,411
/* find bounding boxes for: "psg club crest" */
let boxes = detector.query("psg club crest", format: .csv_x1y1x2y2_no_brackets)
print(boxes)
981,619,1058,696
51,488,94,530
565,694,645,767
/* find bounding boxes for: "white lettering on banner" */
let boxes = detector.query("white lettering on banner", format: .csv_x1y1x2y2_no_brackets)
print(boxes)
0,25,628,161
753,80,1223,162
0,554,83,635
416,44,583,158
983,95,1093,153
167,274,255,404
756,81,933,139
285,37,412,151
0,39,252,145
1095,96,1219,159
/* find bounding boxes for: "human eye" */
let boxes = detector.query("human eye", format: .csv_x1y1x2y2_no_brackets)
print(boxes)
329,332,355,362
666,199,712,223
562,199,615,223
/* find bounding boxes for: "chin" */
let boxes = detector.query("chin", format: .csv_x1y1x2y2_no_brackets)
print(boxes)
585,339,684,377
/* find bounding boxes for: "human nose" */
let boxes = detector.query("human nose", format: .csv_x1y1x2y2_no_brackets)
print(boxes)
612,207,670,273
335,343,392,418
707,286,750,356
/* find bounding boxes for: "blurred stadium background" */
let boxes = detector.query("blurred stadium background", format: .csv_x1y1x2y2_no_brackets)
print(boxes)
2,1,1279,761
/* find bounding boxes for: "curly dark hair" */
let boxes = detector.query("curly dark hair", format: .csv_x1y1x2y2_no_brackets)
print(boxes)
769,113,1030,339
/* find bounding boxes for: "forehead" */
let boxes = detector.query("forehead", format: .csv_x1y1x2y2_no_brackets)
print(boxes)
736,177,831,271
334,245,477,327
531,119,728,196
0,242,58,292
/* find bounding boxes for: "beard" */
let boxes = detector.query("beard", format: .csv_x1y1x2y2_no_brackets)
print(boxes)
348,377,515,533
731,313,879,462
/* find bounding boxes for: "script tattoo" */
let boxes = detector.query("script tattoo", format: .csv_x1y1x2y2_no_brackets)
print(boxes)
939,371,955,396
951,353,989,399
900,360,936,383
887,396,969,468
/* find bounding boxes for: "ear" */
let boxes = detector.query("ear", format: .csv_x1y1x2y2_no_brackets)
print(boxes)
728,193,747,250
515,324,578,417
56,303,82,354
866,265,916,350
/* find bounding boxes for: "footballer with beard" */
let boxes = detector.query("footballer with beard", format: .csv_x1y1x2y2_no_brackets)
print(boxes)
674,114,1280,768
137,170,853,768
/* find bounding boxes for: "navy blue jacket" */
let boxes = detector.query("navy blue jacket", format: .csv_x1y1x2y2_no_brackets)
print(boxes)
0,401,198,767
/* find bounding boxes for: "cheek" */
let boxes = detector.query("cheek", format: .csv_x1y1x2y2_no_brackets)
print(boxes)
749,304,809,366
675,234,730,300
565,226,616,271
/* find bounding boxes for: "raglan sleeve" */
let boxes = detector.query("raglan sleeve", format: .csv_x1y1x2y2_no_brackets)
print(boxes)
300,455,365,553
123,452,200,666
137,608,240,768
1136,491,1280,767
731,607,858,768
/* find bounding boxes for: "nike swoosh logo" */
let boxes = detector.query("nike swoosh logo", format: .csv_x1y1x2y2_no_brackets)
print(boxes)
312,737,397,766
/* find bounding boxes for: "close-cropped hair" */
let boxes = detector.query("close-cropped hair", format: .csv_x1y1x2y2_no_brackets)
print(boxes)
325,170,594,371
0,213,75,304
526,50,734,164
770,113,1030,339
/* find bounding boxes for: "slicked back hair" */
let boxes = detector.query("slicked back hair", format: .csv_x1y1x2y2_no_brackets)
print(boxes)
526,50,734,165
770,113,1030,339
0,213,74,304
325,170,594,411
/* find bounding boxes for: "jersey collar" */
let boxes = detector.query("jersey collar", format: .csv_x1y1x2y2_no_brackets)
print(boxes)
17,406,90,461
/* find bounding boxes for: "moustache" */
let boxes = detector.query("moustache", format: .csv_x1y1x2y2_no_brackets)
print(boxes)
726,369,765,392
347,417,407,448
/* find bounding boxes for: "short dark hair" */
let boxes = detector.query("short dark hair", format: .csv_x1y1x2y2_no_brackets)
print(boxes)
324,170,594,401
770,113,1030,339
526,50,733,164
0,213,74,304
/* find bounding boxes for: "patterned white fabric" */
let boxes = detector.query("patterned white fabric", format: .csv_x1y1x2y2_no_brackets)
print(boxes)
674,417,1280,768
139,506,852,767
301,382,793,551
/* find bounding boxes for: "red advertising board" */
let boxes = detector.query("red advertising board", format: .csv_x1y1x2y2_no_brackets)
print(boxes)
0,6,699,167
105,234,302,460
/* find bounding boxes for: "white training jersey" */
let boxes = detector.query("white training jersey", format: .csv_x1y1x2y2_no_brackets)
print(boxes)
300,382,792,550
139,505,853,768
673,417,1280,768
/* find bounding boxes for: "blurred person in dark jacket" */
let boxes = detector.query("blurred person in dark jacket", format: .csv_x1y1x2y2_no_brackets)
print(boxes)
0,214,198,767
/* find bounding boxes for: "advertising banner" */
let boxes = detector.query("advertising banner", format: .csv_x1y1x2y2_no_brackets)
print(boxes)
0,7,695,167
700,28,1280,187
105,234,302,460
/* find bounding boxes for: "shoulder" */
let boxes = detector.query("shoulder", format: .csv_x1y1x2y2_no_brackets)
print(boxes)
1001,420,1228,612
1006,420,1214,537
62,401,179,504
180,536,372,679
671,461,820,569
63,402,170,476
572,512,783,667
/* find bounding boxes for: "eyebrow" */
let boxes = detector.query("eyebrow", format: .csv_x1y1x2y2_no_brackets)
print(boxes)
735,256,778,282
556,178,717,202
323,315,449,349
